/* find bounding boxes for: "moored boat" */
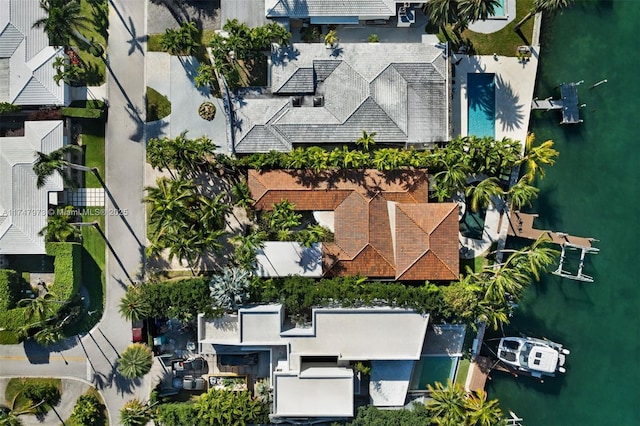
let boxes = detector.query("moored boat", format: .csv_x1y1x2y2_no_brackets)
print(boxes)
497,336,570,378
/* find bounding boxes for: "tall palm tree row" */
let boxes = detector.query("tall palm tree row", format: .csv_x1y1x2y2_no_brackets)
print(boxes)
144,177,230,273
33,0,92,49
146,133,219,179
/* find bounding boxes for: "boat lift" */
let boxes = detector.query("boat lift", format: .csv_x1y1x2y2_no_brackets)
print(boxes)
552,240,600,283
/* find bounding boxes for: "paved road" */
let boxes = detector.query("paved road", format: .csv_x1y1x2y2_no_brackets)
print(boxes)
0,0,150,423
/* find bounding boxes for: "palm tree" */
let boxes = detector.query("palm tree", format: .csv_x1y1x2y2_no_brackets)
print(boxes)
465,389,506,426
145,177,196,235
161,21,200,56
18,294,58,323
324,29,339,47
33,326,64,347
514,0,573,32
506,176,539,210
33,0,92,48
231,230,266,269
231,179,254,212
117,344,153,379
38,207,81,242
119,286,151,322
423,0,461,32
426,379,467,425
209,267,251,312
355,130,377,150
0,405,24,426
267,200,302,234
458,0,501,23
33,145,100,189
120,399,151,426
517,133,559,181
432,152,471,202
465,177,504,212
502,235,558,281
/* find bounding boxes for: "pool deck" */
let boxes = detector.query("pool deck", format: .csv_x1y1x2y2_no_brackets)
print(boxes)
454,37,541,258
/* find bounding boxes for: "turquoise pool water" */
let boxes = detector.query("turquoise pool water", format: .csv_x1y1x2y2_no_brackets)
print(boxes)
492,0,506,17
487,2,640,425
409,356,459,390
467,73,495,138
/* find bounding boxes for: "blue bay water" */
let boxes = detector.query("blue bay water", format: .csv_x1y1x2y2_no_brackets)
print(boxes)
486,1,640,425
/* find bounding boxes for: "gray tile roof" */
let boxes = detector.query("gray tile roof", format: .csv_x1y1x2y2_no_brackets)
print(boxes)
233,42,449,153
0,0,66,105
0,121,64,255
266,0,396,18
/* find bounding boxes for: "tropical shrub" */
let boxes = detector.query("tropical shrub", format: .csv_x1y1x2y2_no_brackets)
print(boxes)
193,389,269,426
120,399,150,426
146,86,171,122
368,33,380,42
348,402,432,425
195,64,216,88
198,101,216,121
209,267,251,312
117,344,153,379
133,278,215,321
70,392,104,426
154,402,198,426
0,102,20,114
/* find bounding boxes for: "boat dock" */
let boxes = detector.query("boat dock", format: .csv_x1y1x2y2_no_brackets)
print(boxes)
465,356,495,392
508,210,599,282
508,211,595,248
531,82,583,124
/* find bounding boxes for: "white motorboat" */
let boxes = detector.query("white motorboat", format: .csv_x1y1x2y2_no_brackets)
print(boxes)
497,336,570,378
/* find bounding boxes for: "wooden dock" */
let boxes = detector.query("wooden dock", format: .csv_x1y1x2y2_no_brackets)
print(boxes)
507,211,595,249
466,356,495,392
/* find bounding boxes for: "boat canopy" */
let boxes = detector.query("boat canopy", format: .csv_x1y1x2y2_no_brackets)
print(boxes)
526,345,559,373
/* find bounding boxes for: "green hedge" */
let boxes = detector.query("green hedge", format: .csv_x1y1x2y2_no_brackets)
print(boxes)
0,269,24,311
46,242,82,302
250,276,446,319
138,278,216,321
60,107,105,119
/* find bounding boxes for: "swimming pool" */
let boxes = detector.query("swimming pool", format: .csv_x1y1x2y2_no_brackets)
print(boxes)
467,73,496,138
409,355,459,391
491,0,506,18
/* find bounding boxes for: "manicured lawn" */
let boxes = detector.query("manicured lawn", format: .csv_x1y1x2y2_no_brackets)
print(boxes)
461,0,536,56
460,255,485,274
5,378,61,414
146,87,172,122
81,121,106,189
147,33,163,52
77,0,108,85
455,358,471,386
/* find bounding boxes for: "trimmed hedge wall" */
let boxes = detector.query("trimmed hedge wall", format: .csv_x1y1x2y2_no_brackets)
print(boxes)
46,242,82,302
0,269,24,311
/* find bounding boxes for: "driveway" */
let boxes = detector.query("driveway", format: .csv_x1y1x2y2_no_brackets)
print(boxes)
146,52,228,153
147,0,220,33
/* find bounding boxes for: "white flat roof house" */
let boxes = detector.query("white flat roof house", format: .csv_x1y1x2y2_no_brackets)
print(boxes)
0,120,64,254
0,0,68,106
198,304,429,419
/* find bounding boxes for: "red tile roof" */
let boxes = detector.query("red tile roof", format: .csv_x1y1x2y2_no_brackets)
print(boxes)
249,169,458,281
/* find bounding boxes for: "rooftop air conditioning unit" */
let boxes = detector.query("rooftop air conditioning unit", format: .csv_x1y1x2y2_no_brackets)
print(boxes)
291,96,302,107
313,96,324,107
